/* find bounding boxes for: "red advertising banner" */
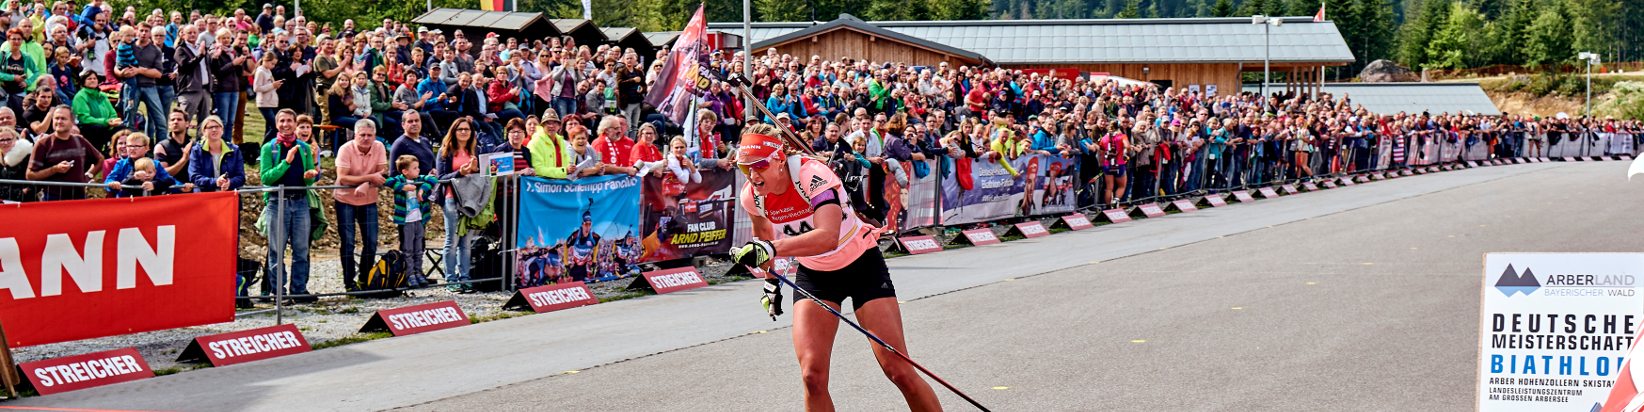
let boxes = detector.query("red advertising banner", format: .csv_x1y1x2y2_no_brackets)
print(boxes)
1258,187,1280,199
1170,199,1198,212
0,192,237,347
1061,214,1094,230
897,236,943,254
1137,203,1166,218
1012,221,1049,238
360,301,470,336
21,347,151,395
504,282,600,313
1232,190,1256,202
959,228,1000,246
175,324,310,367
639,267,708,294
1100,208,1131,223
1204,194,1228,207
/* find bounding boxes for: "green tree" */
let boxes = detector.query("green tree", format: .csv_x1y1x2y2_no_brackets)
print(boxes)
1568,0,1621,57
1485,0,1536,65
937,0,994,19
1211,0,1235,16
1524,2,1574,66
1396,0,1450,68
1116,0,1142,16
868,0,935,20
1424,2,1487,69
755,0,808,21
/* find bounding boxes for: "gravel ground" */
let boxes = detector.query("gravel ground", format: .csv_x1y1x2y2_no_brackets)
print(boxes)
11,250,750,373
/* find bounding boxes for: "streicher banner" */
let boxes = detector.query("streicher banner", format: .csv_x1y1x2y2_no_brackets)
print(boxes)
1477,253,1644,411
0,192,238,347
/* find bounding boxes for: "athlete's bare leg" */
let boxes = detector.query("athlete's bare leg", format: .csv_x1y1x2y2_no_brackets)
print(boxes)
793,297,842,412
855,297,943,412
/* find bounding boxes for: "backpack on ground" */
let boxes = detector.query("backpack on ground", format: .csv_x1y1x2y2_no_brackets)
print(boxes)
468,237,505,293
362,250,409,297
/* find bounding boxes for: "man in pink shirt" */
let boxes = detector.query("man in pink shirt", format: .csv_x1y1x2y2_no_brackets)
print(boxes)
591,115,637,175
333,120,388,292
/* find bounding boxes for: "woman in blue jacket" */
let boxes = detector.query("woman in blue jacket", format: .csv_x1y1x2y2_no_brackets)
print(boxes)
763,83,806,122
187,115,247,192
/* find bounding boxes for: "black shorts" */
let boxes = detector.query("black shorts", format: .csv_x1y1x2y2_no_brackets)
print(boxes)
793,247,897,311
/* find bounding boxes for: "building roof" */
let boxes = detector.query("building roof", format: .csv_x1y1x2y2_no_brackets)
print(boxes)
1244,82,1503,116
752,14,990,65
708,17,1354,65
552,18,598,35
644,31,681,47
602,27,640,42
412,8,546,32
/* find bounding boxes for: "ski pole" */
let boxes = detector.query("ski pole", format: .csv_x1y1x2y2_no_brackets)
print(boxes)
751,266,993,412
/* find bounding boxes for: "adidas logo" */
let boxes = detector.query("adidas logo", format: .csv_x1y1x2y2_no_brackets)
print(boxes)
881,282,891,289
810,175,828,193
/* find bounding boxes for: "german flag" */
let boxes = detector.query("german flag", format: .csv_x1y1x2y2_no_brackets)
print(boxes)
480,0,515,11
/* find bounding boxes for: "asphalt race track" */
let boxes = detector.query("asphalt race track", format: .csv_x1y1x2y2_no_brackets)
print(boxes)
14,160,1644,411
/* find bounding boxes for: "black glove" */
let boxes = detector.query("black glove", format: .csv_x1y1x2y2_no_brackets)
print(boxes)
761,278,783,320
732,238,775,267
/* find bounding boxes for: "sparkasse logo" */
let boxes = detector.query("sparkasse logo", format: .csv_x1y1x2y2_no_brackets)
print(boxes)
1494,264,1540,297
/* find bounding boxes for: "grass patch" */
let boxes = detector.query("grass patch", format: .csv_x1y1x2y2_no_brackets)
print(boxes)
153,364,212,376
599,290,653,303
707,275,754,285
469,311,531,323
311,331,394,350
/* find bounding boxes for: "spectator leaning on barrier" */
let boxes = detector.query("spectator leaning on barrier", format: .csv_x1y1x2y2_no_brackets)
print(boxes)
153,109,193,192
388,109,435,177
186,115,244,193
0,127,31,201
437,116,481,293
27,105,101,200
259,108,318,303
385,153,437,288
104,131,175,197
334,119,387,292
525,109,574,178
592,115,636,175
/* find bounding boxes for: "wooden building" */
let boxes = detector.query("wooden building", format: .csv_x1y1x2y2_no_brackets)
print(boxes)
710,16,1355,97
735,15,988,67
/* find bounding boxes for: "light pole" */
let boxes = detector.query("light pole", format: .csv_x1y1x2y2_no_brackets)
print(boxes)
1577,52,1600,117
744,0,755,122
1253,15,1282,111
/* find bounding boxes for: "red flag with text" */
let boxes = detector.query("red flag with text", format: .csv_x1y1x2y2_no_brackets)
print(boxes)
642,4,709,124
0,192,238,347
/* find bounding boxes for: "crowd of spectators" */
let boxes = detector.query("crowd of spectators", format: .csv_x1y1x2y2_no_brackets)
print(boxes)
0,2,1636,304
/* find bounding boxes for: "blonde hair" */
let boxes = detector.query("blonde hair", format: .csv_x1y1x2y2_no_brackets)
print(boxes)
133,158,155,173
669,135,687,148
126,132,151,146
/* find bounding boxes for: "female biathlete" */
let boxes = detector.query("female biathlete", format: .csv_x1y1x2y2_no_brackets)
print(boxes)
729,123,944,411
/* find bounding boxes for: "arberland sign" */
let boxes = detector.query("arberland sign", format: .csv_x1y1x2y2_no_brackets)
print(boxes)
1478,253,1644,412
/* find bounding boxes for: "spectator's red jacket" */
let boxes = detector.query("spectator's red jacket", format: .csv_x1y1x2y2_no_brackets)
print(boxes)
486,80,519,112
